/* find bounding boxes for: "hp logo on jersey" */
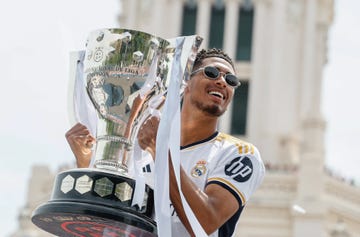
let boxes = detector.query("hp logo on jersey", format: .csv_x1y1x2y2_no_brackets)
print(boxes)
225,156,253,182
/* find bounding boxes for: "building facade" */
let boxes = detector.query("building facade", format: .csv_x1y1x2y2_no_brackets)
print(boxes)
119,0,360,236
12,0,360,236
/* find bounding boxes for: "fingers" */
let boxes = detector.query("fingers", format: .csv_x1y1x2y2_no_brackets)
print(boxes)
65,123,95,168
137,116,159,156
66,123,92,138
65,123,95,145
139,116,160,138
143,116,160,130
85,136,96,148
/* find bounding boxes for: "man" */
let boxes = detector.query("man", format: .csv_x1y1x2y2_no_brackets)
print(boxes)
66,48,265,237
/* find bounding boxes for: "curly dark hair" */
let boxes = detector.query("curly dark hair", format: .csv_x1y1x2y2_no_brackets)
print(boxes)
193,48,235,70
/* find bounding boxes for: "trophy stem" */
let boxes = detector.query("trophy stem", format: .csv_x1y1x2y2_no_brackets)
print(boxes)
93,136,131,174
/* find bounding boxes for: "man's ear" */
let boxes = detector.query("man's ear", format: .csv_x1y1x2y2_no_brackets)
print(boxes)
184,84,190,93
183,80,191,93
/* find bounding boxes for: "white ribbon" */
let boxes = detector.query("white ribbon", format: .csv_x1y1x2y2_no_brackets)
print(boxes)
74,51,98,132
130,140,147,207
73,50,98,166
155,37,208,237
130,56,160,207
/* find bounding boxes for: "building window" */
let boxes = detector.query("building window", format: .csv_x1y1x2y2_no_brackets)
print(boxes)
236,7,254,61
209,4,225,49
231,81,249,135
181,3,197,36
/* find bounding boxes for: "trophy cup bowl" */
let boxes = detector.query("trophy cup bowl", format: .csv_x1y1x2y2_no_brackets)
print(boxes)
31,29,187,237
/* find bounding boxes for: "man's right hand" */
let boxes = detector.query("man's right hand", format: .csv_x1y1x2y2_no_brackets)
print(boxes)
65,123,95,168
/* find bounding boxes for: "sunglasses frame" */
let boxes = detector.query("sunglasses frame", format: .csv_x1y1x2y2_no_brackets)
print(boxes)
190,66,240,88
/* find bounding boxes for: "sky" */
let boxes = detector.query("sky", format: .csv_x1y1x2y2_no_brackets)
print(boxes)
0,0,359,236
0,1,120,236
322,0,360,182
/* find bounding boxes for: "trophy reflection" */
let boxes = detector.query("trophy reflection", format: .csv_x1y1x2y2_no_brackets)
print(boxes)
31,28,202,237
86,30,168,174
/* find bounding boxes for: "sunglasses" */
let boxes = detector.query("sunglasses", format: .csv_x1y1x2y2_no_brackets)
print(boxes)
191,66,240,88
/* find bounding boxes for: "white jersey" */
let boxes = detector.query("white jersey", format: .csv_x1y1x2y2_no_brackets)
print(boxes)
170,131,265,237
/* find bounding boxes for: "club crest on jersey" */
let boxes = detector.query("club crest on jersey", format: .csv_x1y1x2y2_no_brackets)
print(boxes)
191,160,207,178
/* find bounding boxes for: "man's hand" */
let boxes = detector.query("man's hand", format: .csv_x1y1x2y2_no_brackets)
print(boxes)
65,123,95,168
137,116,160,159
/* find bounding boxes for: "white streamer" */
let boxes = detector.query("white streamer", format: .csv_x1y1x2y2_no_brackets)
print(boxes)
130,141,146,207
155,37,208,237
73,50,98,166
129,55,160,207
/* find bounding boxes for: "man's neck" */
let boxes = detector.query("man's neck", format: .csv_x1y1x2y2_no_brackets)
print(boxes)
180,111,218,147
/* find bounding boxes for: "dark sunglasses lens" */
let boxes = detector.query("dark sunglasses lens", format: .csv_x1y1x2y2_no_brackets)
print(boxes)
204,66,219,79
204,66,239,87
225,74,239,87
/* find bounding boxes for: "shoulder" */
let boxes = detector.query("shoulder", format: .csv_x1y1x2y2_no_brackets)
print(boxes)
208,133,265,205
215,132,265,181
216,133,259,157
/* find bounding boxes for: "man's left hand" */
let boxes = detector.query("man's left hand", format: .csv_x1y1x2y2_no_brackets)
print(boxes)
137,116,160,158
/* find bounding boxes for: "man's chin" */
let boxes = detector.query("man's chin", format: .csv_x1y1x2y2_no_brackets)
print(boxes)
203,106,225,117
192,100,225,117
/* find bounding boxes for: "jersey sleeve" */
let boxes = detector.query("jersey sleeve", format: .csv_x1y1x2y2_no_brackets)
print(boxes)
206,144,265,207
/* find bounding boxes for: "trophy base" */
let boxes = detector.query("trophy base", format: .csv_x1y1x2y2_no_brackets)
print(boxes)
32,201,156,237
31,168,156,237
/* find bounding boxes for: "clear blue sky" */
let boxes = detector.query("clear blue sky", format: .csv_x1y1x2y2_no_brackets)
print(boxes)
0,0,359,236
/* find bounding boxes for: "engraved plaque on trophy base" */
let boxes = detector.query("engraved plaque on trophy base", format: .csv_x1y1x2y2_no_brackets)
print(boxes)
32,169,156,236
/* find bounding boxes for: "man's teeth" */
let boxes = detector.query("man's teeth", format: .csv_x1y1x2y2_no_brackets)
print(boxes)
209,91,224,99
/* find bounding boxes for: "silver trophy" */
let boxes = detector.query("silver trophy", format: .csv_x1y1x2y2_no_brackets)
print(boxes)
32,29,202,236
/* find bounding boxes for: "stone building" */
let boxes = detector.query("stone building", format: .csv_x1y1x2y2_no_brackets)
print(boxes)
12,0,360,236
119,1,360,236
10,166,55,237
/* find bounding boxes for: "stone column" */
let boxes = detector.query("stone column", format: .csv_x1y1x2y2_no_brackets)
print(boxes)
219,0,240,133
223,0,239,57
166,0,184,37
119,0,138,29
196,0,212,47
151,0,167,36
247,0,271,144
293,0,328,236
299,0,321,119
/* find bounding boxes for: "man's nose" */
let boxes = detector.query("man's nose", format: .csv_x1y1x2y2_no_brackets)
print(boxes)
215,74,227,87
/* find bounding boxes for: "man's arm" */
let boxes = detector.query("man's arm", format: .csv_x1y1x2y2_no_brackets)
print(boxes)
137,117,239,235
65,122,95,168
168,156,239,236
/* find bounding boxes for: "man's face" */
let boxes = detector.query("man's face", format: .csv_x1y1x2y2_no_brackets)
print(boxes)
184,57,236,117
